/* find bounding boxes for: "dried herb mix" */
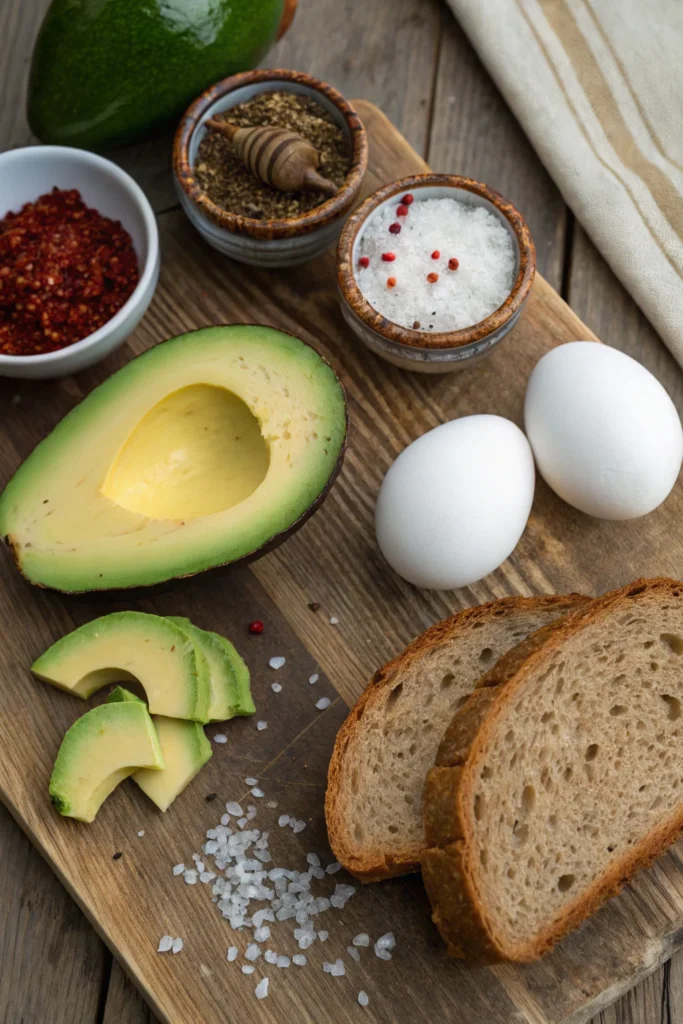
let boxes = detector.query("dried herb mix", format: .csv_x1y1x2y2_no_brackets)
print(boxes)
195,91,351,220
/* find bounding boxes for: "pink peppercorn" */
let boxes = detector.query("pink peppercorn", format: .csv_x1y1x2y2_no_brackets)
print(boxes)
402,193,414,205
396,204,409,217
248,620,264,635
431,250,440,260
359,256,370,268
389,222,401,234
387,276,397,288
427,272,439,283
381,252,396,262
448,257,460,271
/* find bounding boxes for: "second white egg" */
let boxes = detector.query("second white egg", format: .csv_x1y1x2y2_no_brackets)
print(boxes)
375,414,535,590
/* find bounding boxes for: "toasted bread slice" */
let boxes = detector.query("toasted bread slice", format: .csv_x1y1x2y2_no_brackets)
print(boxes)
422,577,683,963
325,593,589,881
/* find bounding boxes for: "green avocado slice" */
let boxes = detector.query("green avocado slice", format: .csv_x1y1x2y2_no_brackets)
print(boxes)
107,686,212,812
49,700,164,823
32,612,211,722
167,616,253,719
0,326,347,593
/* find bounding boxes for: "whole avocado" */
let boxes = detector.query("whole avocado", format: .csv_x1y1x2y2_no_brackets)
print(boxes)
28,0,291,151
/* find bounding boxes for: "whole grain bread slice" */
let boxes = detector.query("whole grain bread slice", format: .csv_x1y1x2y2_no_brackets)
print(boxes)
325,593,588,882
422,577,683,963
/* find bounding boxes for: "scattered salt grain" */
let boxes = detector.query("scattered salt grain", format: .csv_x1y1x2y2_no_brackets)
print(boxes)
353,933,370,947
245,777,259,786
292,820,306,834
226,801,243,816
347,946,361,962
375,932,396,951
326,861,342,874
264,949,278,964
306,852,321,867
271,682,282,693
246,805,258,820
137,830,145,837
183,870,198,885
237,817,248,828
276,955,291,968
255,978,269,1000
227,946,238,962
242,965,255,975
171,937,184,954
172,863,185,876
254,926,271,942
278,814,290,827
318,930,329,942
308,673,319,685
157,935,173,953
213,733,227,744
266,799,278,808
315,697,331,711
358,991,370,1007
269,656,286,670
200,871,215,883
251,787,265,798
245,943,261,961
329,616,339,625
257,720,268,731
324,958,345,977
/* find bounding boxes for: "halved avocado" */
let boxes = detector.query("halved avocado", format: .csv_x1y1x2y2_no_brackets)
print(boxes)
169,614,254,720
0,325,347,592
32,612,211,722
49,700,164,823
108,687,212,811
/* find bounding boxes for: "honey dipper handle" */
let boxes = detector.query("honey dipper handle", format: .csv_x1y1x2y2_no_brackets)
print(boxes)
205,118,238,141
302,168,338,196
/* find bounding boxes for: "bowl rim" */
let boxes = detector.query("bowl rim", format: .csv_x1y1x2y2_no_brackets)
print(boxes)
173,68,368,241
337,173,536,350
0,145,159,366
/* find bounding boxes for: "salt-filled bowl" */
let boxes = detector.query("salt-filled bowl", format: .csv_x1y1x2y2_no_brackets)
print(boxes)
337,174,536,373
174,69,368,268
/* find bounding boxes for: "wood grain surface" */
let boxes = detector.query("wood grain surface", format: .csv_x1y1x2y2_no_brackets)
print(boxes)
2,1,682,1023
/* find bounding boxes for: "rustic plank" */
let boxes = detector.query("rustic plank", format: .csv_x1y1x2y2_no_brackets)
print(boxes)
103,962,155,1024
428,7,567,290
0,802,105,1024
2,96,683,1024
594,965,665,1024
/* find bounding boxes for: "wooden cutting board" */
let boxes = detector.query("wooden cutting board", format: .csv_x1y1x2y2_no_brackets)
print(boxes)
2,101,683,1024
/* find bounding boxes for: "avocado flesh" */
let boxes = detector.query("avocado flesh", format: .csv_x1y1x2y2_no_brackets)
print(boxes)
0,326,347,593
214,634,255,715
32,612,211,722
28,0,284,150
49,701,164,823
168,617,250,721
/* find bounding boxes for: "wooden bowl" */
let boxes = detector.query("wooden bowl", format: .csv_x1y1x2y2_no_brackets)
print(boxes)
337,174,536,372
174,69,368,268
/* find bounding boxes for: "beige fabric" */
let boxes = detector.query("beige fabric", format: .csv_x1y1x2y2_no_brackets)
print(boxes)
446,0,683,361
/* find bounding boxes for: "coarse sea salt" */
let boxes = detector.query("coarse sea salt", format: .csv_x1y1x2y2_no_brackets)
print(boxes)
269,656,286,670
213,733,227,744
256,720,268,731
356,196,516,332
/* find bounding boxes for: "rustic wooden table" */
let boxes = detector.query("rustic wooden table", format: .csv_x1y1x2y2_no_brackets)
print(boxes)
1,1,682,1022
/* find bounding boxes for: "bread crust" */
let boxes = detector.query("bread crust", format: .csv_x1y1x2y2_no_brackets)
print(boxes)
325,593,589,882
421,577,683,963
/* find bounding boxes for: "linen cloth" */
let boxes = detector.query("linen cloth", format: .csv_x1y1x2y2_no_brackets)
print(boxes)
446,0,683,361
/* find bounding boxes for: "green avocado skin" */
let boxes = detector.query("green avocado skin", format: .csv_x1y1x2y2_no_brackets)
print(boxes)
28,0,284,151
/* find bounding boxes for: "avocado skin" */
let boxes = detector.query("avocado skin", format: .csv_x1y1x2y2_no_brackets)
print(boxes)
28,0,284,150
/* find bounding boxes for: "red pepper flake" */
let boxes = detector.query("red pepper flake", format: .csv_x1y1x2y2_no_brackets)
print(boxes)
427,272,439,283
387,277,397,288
431,250,440,260
402,193,414,205
248,620,264,635
448,257,460,271
381,252,396,262
388,222,401,234
0,188,139,356
396,204,409,217
358,255,370,268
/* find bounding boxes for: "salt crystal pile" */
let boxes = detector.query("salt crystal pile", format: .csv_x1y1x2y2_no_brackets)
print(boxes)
374,931,396,961
356,196,515,332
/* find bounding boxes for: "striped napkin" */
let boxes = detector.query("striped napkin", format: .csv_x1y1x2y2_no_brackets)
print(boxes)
446,0,683,362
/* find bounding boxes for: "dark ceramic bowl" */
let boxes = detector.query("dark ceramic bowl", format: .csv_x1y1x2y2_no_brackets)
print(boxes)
174,69,368,267
337,174,536,372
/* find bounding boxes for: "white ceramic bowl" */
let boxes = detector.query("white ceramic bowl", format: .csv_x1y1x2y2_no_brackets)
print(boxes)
174,69,367,268
0,146,159,379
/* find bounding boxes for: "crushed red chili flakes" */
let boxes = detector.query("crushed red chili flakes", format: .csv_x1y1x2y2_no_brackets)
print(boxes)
0,188,139,356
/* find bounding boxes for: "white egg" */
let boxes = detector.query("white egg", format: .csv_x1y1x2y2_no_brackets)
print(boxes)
524,342,683,520
375,415,535,590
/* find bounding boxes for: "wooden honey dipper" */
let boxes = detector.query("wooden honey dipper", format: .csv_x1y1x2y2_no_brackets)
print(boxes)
205,118,339,197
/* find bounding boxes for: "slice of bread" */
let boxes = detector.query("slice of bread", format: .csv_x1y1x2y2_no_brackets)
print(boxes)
422,577,683,963
325,593,589,881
